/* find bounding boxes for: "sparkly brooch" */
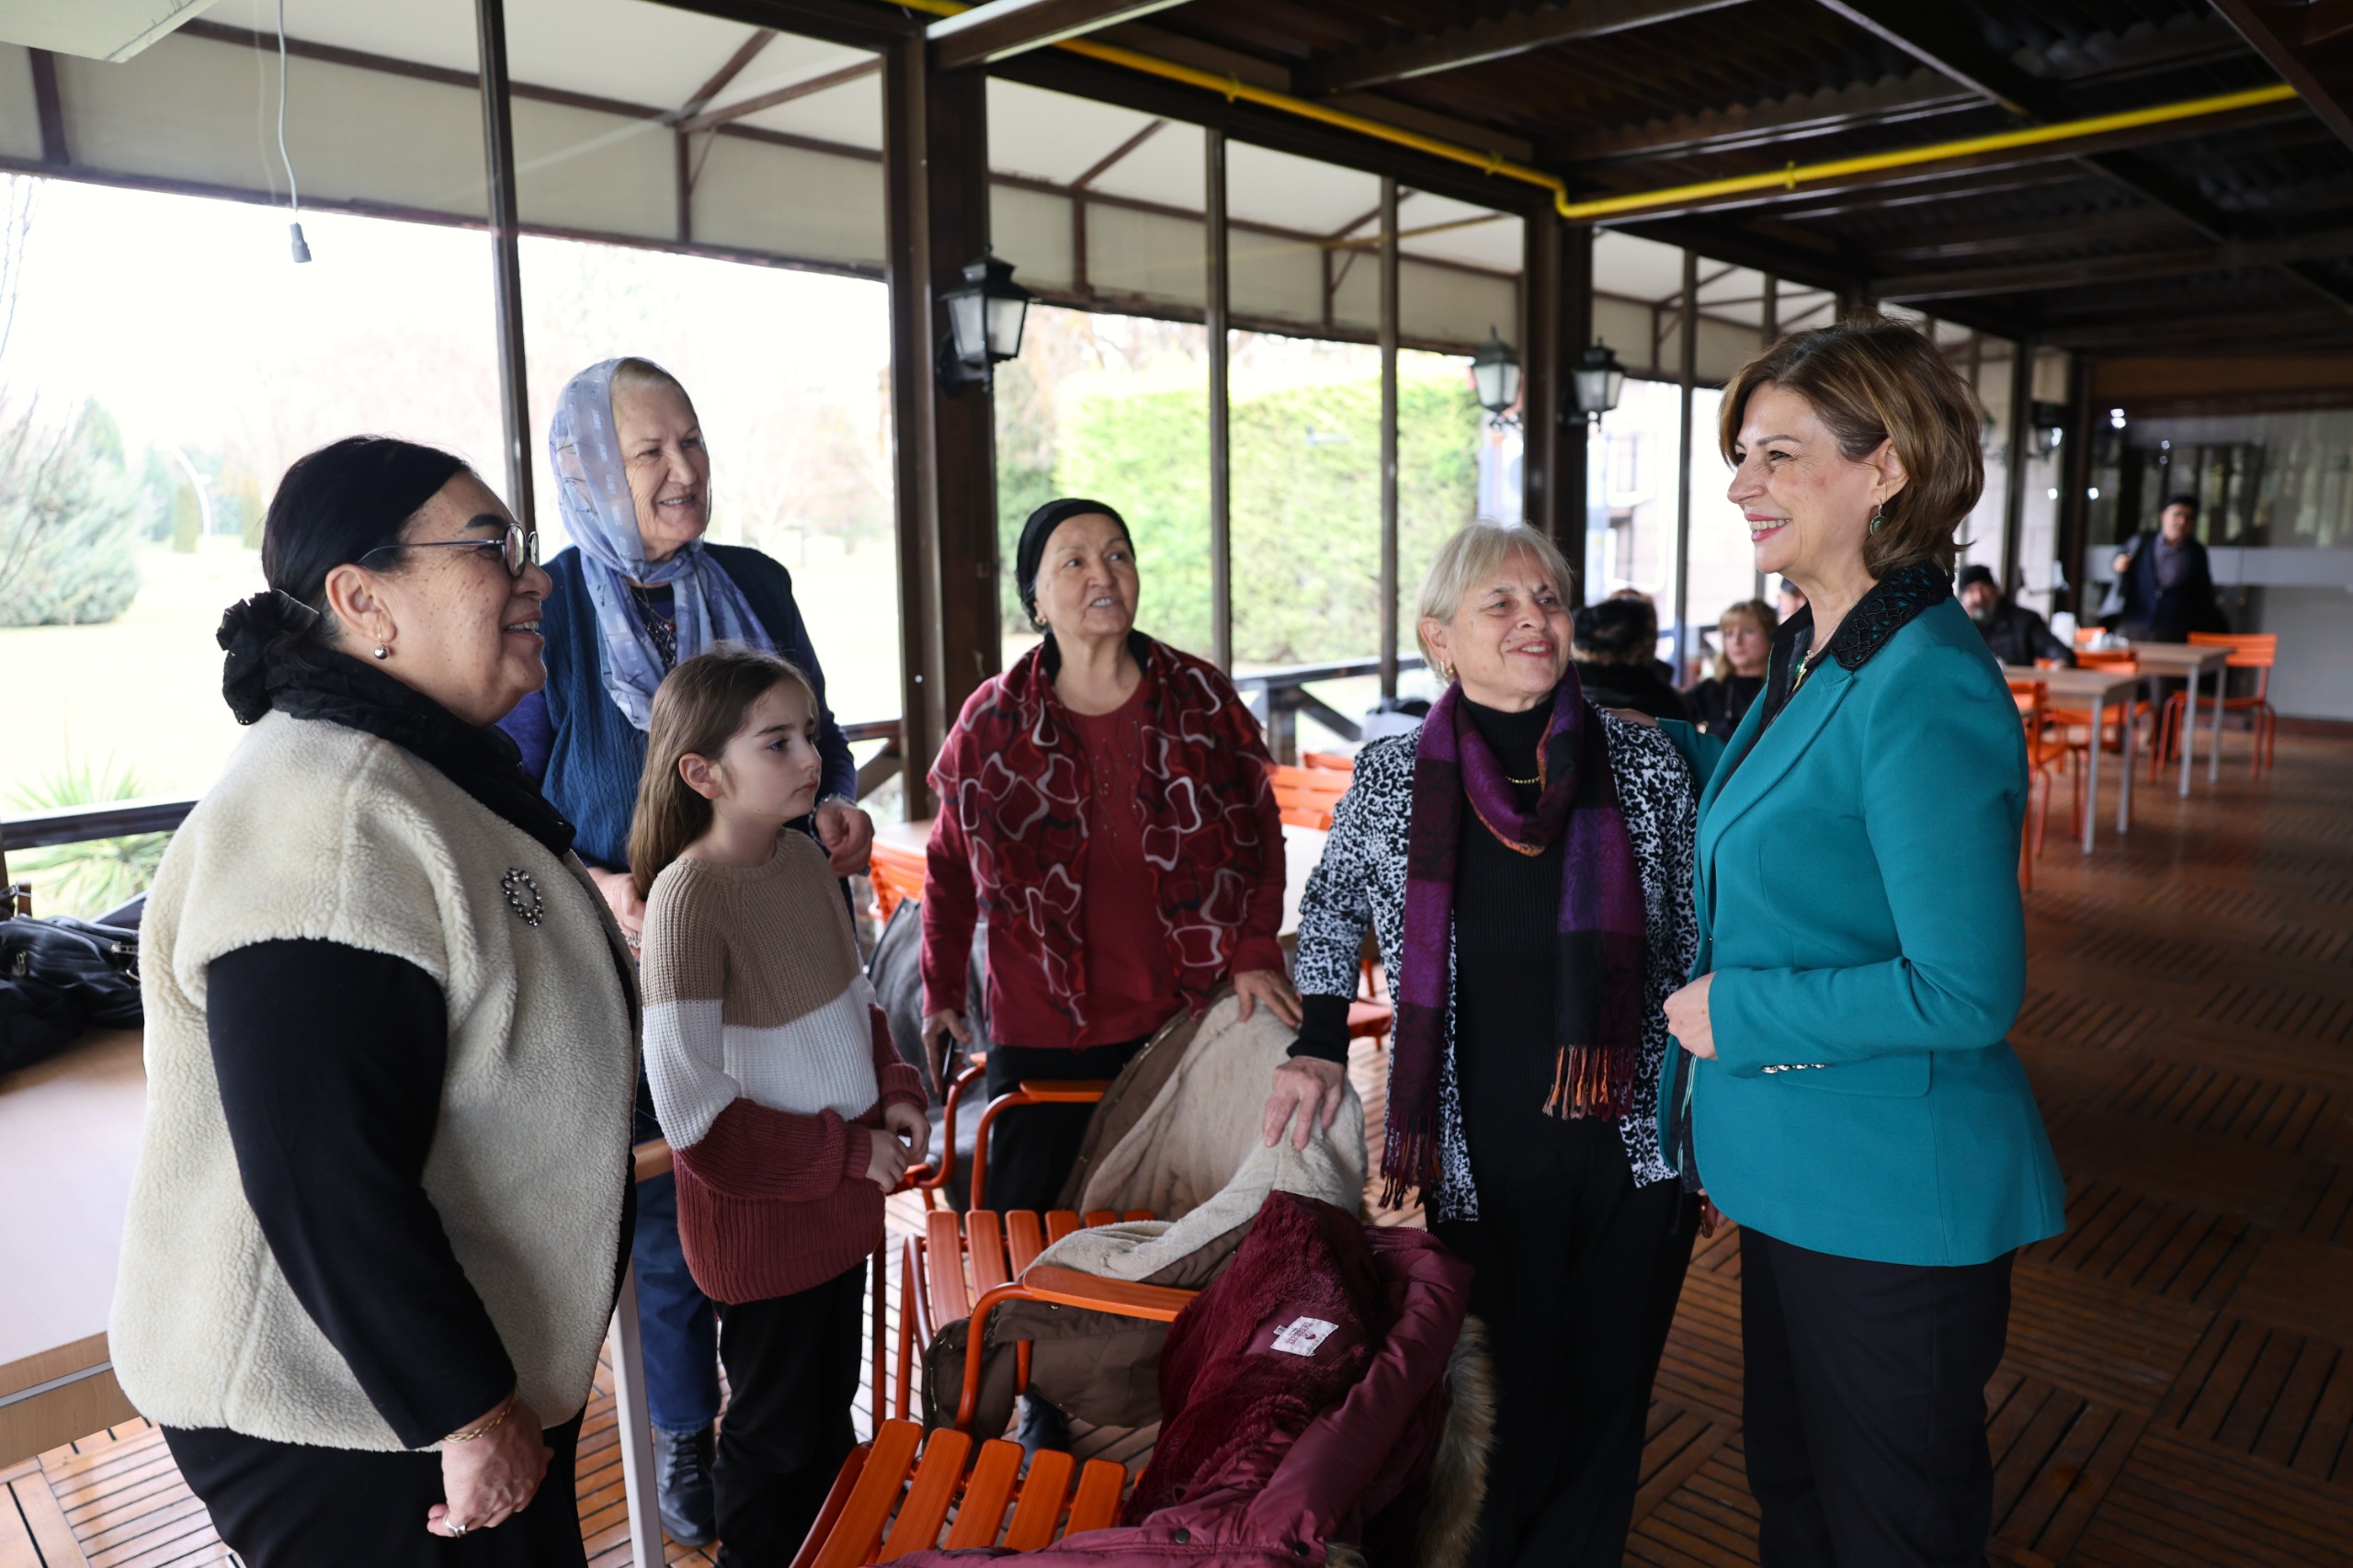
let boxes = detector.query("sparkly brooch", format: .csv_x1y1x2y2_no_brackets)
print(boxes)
501,869,546,927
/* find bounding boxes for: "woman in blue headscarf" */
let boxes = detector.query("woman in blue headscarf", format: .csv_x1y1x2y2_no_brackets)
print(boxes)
500,356,869,1547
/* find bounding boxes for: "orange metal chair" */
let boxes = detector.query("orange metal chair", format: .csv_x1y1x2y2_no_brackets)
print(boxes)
1269,763,1349,831
790,1419,1132,1566
2007,678,2061,890
2154,632,2279,778
1301,750,1356,772
868,838,928,926
891,1205,1156,1427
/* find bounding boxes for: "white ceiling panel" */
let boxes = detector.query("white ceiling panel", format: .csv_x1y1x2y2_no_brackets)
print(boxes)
1394,190,1518,272
1225,141,1379,235
1594,230,1685,302
210,0,482,76
738,72,882,152
504,0,773,112
1085,116,1203,210
987,78,1156,187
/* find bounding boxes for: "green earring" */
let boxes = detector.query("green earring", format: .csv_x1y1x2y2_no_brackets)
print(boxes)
1870,511,1884,534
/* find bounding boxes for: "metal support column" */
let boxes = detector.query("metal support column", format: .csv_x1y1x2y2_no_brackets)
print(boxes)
1206,126,1233,671
1672,247,1698,679
2003,338,2034,593
2057,353,2095,617
1523,216,1592,603
474,0,533,525
925,62,1001,729
882,33,944,816
1378,176,1400,699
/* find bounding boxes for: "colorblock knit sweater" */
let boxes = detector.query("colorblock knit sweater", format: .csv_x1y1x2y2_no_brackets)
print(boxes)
641,831,926,1303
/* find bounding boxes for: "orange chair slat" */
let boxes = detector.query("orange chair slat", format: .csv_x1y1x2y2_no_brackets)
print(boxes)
1279,805,1336,831
926,1210,970,1321
810,1420,924,1568
1064,1459,1130,1537
1045,1210,1082,1244
878,1428,973,1561
967,1212,1012,1294
1009,1079,1116,1102
945,1438,1025,1550
1301,750,1355,772
1347,999,1392,1040
1003,1450,1076,1551
1083,1209,1119,1229
1018,1263,1196,1322
1122,1209,1153,1222
787,1441,871,1568
1006,1210,1047,1273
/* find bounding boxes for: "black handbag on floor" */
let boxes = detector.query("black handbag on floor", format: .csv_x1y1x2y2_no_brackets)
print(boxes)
0,914,143,1075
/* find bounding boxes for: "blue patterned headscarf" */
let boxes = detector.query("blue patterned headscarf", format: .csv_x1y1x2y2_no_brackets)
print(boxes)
548,358,773,731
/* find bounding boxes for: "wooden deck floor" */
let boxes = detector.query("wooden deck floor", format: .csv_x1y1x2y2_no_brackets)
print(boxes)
6,722,2348,1565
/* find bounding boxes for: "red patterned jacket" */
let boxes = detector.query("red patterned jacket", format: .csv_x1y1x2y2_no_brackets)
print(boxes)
921,634,1287,1049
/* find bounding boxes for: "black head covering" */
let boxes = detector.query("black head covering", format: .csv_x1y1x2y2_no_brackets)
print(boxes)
1572,598,1654,664
1956,563,1997,592
1015,497,1131,627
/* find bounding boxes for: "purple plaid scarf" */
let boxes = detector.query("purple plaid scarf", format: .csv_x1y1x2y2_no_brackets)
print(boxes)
1382,671,1649,1206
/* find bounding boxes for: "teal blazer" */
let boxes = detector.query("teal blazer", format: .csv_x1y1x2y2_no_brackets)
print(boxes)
1656,591,2064,1267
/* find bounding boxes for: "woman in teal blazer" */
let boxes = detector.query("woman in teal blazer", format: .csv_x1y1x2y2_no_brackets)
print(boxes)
1652,317,2063,1568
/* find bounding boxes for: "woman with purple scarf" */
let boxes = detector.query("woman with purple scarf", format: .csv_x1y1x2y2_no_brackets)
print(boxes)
1260,522,1701,1568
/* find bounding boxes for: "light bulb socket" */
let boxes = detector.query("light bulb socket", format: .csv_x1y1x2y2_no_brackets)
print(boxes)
289,221,313,264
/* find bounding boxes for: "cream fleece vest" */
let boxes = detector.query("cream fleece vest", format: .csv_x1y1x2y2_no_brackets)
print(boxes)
110,710,640,1450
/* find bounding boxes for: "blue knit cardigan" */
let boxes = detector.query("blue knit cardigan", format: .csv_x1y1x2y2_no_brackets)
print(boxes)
504,543,858,871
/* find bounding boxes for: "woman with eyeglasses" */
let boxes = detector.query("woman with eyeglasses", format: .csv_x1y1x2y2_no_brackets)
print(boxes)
112,437,639,1564
495,357,870,1545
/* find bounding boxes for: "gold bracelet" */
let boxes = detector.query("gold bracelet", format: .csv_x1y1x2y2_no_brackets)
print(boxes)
445,1390,517,1444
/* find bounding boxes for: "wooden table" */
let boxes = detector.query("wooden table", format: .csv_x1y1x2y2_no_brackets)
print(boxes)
2120,642,2232,796
0,1029,143,1468
2005,665,2147,854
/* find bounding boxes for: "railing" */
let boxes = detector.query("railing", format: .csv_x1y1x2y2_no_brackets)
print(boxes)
0,661,1414,855
1233,655,1426,763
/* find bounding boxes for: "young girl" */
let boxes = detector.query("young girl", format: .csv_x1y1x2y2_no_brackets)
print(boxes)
630,647,927,1564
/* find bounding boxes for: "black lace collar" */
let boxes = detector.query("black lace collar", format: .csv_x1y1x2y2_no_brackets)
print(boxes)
1746,562,1954,746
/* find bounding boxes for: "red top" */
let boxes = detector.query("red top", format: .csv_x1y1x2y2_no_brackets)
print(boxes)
1068,687,1181,1045
921,636,1287,1051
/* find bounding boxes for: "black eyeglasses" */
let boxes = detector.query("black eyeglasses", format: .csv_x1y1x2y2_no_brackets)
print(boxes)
359,519,540,579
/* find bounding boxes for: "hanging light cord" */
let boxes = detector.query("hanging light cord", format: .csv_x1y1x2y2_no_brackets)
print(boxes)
277,0,311,261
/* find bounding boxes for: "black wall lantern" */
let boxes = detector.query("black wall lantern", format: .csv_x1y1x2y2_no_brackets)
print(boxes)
1571,341,1625,424
938,246,1034,391
1470,326,1522,426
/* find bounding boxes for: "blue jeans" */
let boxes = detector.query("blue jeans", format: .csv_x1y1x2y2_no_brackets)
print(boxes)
633,1173,721,1435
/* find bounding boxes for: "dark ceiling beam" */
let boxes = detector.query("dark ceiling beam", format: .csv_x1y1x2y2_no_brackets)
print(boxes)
1810,0,2247,240
2022,14,2251,85
2208,0,2353,153
2037,304,2353,350
930,0,1194,70
1294,0,1751,97
1865,207,2186,263
680,28,775,118
1553,70,1980,165
1873,226,2353,299
1583,94,2302,222
679,57,879,131
1069,117,1165,188
660,0,916,52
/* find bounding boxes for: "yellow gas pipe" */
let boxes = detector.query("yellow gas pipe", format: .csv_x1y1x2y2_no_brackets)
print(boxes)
891,0,2299,224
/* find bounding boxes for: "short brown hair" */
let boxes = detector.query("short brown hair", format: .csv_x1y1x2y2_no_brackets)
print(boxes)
1719,314,1983,579
627,646,816,897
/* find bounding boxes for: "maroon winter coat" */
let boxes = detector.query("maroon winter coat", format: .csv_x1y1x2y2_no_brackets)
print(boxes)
901,1193,1478,1567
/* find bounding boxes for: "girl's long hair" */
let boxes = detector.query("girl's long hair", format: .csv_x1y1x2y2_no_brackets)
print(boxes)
628,645,817,898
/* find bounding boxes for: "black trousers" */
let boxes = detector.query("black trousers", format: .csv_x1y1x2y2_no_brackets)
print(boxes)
979,1037,1147,1213
1741,1228,2015,1568
164,1414,585,1568
712,1261,868,1567
1434,1122,1699,1568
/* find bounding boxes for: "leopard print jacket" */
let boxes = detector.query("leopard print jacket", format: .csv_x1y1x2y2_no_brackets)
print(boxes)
1294,712,1700,1221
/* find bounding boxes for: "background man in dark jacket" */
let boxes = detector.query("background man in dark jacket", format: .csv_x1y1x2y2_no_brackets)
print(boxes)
1959,564,2075,666
2106,494,2229,641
